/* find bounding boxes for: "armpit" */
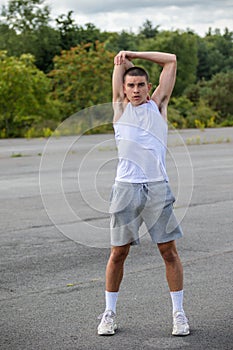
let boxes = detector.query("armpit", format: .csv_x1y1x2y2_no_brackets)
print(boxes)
113,101,124,122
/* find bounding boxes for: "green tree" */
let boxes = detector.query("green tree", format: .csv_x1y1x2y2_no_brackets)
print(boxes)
105,30,139,52
1,0,50,31
158,31,198,96
30,25,61,72
0,51,60,137
200,71,233,121
76,22,108,44
0,0,61,72
137,30,198,96
197,28,233,80
139,20,160,39
49,41,115,118
0,23,19,55
56,10,79,50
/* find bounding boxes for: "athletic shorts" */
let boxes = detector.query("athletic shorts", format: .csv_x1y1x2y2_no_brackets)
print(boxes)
109,180,183,246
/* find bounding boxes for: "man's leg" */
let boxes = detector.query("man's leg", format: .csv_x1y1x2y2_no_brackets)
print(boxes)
157,240,183,291
98,244,130,335
157,240,190,336
106,244,131,292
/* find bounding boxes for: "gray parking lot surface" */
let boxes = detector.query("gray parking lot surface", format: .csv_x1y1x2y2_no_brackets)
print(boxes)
0,128,233,350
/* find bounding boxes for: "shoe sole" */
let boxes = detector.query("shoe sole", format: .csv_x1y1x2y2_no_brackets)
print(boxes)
98,325,117,336
172,330,190,336
98,331,115,336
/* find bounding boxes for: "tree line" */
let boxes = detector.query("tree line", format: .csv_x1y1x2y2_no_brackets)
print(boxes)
0,0,232,138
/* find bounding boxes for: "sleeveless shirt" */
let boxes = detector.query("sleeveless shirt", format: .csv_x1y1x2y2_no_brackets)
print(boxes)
114,100,168,183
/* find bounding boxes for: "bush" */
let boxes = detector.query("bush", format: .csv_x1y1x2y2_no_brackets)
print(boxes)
168,106,186,129
186,99,219,128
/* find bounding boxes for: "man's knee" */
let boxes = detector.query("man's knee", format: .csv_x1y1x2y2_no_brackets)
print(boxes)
158,241,179,263
110,245,130,264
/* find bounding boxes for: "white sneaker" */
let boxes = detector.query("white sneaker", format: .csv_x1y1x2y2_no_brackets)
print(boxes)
97,310,117,335
172,311,190,336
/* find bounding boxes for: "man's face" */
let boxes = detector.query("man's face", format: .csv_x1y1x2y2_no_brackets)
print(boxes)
123,75,151,106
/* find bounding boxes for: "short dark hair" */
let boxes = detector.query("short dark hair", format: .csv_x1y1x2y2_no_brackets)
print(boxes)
123,66,150,83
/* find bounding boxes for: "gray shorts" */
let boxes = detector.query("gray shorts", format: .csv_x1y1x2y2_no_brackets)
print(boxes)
109,181,183,246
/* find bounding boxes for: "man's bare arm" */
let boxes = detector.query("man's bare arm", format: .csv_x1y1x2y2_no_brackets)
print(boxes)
112,53,133,122
113,51,177,120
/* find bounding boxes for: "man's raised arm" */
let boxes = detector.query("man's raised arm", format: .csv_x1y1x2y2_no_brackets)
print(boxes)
112,52,133,122
113,51,177,120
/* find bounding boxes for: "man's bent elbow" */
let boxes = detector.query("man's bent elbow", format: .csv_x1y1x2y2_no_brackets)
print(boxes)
171,54,177,63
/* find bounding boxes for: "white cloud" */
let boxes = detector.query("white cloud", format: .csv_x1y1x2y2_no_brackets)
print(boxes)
48,0,233,14
0,0,232,36
47,0,233,35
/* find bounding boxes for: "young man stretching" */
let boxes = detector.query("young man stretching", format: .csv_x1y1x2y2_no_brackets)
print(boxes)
98,50,190,336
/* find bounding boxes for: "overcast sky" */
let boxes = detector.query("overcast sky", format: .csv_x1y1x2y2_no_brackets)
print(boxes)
1,0,233,36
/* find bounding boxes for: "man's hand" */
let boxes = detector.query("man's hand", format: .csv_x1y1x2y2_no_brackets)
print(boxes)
114,51,134,65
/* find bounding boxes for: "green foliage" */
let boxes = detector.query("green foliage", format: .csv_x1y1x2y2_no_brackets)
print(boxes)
105,30,139,52
1,0,50,32
197,28,233,80
200,71,233,120
31,25,61,73
0,51,61,137
0,23,19,56
159,31,198,96
186,99,219,128
137,30,198,96
49,41,115,117
167,106,186,129
56,10,79,51
184,84,201,104
169,96,220,129
139,20,160,39
56,12,109,51
170,96,194,117
0,0,61,72
84,123,113,135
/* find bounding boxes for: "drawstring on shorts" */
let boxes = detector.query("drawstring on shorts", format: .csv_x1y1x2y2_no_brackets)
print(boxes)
142,183,150,201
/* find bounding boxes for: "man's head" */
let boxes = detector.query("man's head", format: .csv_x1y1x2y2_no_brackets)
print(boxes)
123,66,152,106
123,66,150,83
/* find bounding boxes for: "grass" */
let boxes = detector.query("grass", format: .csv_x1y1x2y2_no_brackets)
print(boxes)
169,135,232,147
11,152,23,158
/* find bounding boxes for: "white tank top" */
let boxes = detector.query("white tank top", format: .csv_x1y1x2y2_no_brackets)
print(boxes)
114,100,168,183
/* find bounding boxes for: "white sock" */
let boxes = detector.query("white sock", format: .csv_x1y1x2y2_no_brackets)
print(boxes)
105,291,119,314
170,290,184,314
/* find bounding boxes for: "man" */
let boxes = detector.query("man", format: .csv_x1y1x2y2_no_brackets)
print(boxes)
97,50,190,336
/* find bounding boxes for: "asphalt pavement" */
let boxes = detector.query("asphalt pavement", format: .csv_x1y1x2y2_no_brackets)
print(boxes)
0,128,232,350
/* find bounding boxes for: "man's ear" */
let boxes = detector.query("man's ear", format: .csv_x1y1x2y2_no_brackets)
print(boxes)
148,82,152,91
